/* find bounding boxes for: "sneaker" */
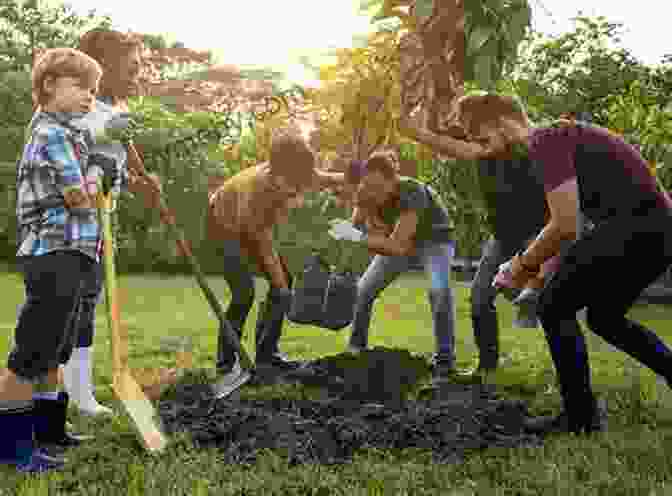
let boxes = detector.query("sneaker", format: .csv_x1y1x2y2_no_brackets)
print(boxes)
256,352,305,372
523,398,607,436
212,360,251,399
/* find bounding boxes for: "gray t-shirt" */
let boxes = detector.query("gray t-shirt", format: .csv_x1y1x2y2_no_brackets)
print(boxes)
377,176,454,246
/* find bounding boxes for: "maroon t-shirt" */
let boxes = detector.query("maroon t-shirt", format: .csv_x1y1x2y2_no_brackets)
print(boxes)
528,124,672,223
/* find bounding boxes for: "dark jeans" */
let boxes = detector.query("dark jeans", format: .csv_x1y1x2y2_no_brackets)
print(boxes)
538,208,672,430
8,251,95,382
470,237,535,369
214,239,256,370
214,239,292,370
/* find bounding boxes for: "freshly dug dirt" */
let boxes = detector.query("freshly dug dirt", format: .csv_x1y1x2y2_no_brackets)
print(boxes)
157,348,542,465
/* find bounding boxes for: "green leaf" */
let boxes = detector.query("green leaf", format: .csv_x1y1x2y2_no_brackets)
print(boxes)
414,0,433,20
371,4,397,22
358,0,383,15
473,55,492,88
467,26,493,57
506,5,531,45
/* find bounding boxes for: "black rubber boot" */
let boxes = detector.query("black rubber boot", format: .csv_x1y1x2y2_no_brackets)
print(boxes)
0,404,65,474
33,392,94,452
255,288,295,366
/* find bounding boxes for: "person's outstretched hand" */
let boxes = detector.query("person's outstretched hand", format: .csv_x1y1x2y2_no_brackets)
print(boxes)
129,169,163,210
85,111,139,143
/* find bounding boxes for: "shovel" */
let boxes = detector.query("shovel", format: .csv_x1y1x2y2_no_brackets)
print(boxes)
125,144,252,398
98,188,168,454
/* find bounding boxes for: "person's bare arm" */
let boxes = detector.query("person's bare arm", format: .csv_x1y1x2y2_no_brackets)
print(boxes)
313,169,346,190
411,126,485,161
521,179,579,269
246,229,289,289
400,107,487,161
363,210,418,257
351,205,368,225
125,146,163,208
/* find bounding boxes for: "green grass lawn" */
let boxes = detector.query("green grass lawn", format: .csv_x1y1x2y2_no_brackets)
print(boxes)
2,270,672,495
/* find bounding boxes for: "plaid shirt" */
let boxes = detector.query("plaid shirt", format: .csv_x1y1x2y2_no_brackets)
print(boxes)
16,111,102,262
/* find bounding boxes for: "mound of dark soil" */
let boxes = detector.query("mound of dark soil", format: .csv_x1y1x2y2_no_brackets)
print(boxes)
157,348,542,465
276,347,431,404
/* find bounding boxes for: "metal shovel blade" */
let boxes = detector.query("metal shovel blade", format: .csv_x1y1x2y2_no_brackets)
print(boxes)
211,364,252,400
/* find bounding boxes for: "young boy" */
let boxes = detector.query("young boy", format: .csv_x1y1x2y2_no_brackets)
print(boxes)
0,47,108,474
334,153,459,382
207,128,344,384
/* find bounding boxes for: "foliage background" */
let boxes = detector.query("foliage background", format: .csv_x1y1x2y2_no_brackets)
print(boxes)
0,0,670,278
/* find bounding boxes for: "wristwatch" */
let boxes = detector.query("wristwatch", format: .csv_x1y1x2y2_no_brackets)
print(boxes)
516,250,540,274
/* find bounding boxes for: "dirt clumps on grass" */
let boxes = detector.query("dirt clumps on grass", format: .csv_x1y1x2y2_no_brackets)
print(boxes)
157,348,543,465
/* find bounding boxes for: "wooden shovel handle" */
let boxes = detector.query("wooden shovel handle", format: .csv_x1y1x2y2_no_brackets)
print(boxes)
97,191,126,377
124,142,253,369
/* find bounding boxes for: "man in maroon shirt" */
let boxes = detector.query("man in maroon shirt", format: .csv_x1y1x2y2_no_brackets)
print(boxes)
403,94,672,436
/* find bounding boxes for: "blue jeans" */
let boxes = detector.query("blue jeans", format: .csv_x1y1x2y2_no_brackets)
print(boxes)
348,241,457,365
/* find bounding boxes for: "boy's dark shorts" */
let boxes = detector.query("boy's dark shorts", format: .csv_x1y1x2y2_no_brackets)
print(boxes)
7,250,95,383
